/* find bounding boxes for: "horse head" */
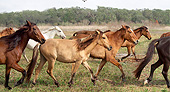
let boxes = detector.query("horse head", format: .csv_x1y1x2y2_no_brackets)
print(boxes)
52,26,66,39
141,26,152,40
121,25,138,45
25,20,46,44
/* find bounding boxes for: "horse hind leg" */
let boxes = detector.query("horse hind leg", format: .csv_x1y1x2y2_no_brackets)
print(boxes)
144,59,162,85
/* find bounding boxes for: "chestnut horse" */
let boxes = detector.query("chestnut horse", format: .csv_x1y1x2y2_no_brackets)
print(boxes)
70,25,138,83
134,36,170,88
0,20,45,90
160,32,170,38
0,27,15,37
121,26,152,60
26,30,112,87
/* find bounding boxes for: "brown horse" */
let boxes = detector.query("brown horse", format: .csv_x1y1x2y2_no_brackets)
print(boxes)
0,20,45,90
160,32,170,38
134,36,170,88
26,30,112,87
0,27,15,37
121,26,152,60
70,25,138,83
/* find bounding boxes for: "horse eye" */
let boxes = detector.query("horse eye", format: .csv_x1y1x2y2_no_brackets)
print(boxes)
33,28,36,30
102,37,105,39
128,31,132,33
58,30,61,32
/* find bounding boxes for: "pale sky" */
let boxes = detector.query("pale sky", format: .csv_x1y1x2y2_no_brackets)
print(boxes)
0,0,170,13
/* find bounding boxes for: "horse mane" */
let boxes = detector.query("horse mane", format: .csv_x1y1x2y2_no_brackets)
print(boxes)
134,26,148,33
3,23,36,52
76,30,103,51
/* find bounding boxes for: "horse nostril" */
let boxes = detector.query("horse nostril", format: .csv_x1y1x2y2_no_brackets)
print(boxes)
41,39,46,44
108,46,112,51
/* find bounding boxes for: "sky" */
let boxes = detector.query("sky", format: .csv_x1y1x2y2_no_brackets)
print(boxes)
0,0,170,13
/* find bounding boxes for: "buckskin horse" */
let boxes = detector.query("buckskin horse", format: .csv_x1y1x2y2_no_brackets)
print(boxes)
70,25,138,83
121,26,152,60
26,30,112,87
0,27,15,37
134,36,170,88
0,20,45,90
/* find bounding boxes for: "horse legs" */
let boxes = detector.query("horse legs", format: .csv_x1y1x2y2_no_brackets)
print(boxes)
94,59,107,79
33,54,47,85
81,61,95,85
5,66,12,90
121,46,131,61
162,62,170,88
11,63,26,87
46,59,59,87
131,46,137,60
22,50,29,63
144,59,162,85
68,61,82,87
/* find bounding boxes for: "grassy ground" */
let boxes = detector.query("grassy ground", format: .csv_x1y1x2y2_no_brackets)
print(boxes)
0,26,170,92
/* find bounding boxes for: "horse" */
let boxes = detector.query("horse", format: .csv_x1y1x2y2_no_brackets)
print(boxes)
0,27,15,37
70,25,138,83
23,26,66,62
26,30,112,87
0,20,45,90
121,26,152,60
160,32,170,38
134,36,170,88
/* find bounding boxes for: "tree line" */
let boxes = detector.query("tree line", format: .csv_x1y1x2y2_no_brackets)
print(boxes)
0,6,170,27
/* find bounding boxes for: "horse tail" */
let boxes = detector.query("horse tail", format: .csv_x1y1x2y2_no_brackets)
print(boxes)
133,39,159,79
26,44,40,82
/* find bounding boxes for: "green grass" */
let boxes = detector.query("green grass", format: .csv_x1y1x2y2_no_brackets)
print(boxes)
0,29,170,92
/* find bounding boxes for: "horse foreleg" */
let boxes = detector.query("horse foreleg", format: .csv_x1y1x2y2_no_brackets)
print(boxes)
5,66,12,90
109,57,125,82
121,46,131,61
162,62,170,88
68,61,81,87
22,51,29,63
131,46,137,60
46,60,59,87
81,61,95,85
12,63,26,87
144,59,162,85
94,59,107,79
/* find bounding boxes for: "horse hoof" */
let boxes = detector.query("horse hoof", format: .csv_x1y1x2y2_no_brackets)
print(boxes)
91,79,96,86
5,86,12,90
55,82,59,87
32,82,36,85
122,78,126,82
144,80,149,85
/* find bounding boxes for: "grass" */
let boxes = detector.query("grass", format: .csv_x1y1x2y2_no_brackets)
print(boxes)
0,26,170,92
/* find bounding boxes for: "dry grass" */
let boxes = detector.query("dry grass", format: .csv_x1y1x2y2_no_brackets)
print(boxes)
0,25,170,91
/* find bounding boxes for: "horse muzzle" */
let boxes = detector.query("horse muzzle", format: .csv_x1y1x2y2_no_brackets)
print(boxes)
40,39,46,44
107,46,112,51
134,40,139,45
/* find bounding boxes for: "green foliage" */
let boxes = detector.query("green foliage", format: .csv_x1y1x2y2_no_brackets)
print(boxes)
1,7,170,26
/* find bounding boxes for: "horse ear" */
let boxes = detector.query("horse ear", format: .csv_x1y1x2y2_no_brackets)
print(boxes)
95,29,101,35
26,20,31,26
121,25,126,29
104,30,111,33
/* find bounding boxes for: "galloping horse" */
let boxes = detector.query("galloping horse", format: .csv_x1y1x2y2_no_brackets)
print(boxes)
121,26,152,60
160,32,170,38
23,26,66,62
0,20,45,90
70,25,138,83
0,27,15,37
134,36,170,88
26,30,112,87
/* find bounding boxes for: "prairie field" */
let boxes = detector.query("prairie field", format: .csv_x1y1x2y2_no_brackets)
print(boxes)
0,25,170,92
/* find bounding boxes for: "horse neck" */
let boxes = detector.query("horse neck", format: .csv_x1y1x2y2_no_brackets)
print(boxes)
110,30,125,47
134,29,142,39
18,33,30,52
82,36,99,55
43,29,56,39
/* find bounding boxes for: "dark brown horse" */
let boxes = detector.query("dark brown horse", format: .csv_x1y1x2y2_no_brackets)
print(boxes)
70,25,138,83
134,36,170,88
0,20,45,90
121,26,152,60
0,27,15,37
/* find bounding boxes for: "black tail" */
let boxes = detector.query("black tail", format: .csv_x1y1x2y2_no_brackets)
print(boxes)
133,39,159,79
26,44,40,83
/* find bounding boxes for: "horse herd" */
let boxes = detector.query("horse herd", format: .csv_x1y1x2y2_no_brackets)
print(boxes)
0,20,170,90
